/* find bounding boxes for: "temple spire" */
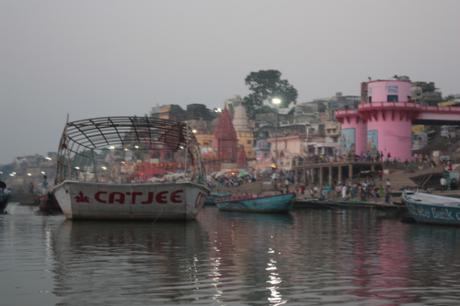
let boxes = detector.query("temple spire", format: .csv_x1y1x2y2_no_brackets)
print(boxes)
213,107,238,162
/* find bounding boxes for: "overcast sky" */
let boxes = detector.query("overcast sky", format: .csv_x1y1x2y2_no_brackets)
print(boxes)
1,0,459,163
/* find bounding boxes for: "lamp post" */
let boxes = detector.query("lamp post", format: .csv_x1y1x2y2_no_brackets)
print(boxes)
271,97,282,168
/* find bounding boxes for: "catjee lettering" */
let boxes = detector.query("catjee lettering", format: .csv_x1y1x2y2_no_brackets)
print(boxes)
91,190,184,205
95,191,107,203
109,192,125,204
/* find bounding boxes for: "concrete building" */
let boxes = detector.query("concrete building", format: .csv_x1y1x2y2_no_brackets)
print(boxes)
336,78,460,161
337,79,413,160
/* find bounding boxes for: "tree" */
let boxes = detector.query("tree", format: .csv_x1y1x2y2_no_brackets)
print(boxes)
243,70,298,118
413,81,442,105
413,81,436,93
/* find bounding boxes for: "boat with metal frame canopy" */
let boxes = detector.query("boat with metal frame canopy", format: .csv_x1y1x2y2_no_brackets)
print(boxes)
52,116,209,221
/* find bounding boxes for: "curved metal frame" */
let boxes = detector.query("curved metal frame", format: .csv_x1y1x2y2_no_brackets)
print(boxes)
55,116,205,184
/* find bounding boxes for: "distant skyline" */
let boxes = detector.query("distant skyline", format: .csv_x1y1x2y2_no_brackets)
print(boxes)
1,0,459,163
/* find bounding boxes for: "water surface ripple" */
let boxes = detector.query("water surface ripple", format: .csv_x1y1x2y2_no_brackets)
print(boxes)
2,203,460,305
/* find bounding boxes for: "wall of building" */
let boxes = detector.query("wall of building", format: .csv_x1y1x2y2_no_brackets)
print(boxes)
236,131,255,159
337,113,367,156
366,112,412,161
367,80,412,103
267,135,304,157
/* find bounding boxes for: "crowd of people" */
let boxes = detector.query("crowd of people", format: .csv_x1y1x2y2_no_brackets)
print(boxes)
295,178,393,204
293,151,442,170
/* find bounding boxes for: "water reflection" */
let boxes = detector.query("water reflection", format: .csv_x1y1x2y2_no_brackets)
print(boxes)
51,220,212,305
4,206,460,305
266,256,286,306
198,208,294,305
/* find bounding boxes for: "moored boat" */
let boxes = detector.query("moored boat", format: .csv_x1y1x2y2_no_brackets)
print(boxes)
52,116,208,221
403,191,460,225
216,193,295,213
0,181,10,214
204,191,231,206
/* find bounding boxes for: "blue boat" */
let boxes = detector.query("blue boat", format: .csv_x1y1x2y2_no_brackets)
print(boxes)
216,193,295,213
403,191,460,226
204,192,231,206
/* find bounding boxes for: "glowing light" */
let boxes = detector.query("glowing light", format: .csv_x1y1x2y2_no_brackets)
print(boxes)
45,156,52,161
74,166,80,170
109,145,115,150
41,171,46,175
272,97,282,105
124,148,129,152
27,173,32,176
101,166,107,170
134,145,139,149
192,129,197,134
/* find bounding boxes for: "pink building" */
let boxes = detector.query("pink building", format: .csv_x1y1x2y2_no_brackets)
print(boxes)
267,134,306,168
337,79,460,161
337,79,416,161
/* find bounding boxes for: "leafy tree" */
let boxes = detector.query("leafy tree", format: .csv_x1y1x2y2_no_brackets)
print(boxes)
413,81,436,93
243,70,298,118
413,81,442,105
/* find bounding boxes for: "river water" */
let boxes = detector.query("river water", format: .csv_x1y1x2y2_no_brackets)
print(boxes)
1,203,460,306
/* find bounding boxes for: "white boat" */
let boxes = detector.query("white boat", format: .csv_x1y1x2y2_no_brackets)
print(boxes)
52,116,209,221
403,191,460,225
54,181,207,220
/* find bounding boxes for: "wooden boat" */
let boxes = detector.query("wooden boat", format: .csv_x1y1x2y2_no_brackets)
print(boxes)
0,181,9,214
0,192,9,214
403,191,460,225
52,116,208,221
204,191,231,206
216,193,295,213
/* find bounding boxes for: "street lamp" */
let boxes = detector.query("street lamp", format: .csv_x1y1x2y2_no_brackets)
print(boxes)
271,97,282,167
272,98,281,106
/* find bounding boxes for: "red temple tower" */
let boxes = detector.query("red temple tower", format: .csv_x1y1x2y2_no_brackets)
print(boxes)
213,107,238,163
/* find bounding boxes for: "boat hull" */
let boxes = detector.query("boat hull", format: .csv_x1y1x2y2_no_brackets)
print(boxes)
404,192,460,225
53,181,208,221
216,193,295,213
204,192,231,206
0,195,8,214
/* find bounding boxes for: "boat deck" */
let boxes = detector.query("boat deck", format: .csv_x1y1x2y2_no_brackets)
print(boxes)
294,198,406,211
406,192,460,208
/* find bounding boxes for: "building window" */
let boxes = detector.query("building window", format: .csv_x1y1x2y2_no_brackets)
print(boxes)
368,96,372,103
387,95,398,102
387,85,398,94
247,140,252,145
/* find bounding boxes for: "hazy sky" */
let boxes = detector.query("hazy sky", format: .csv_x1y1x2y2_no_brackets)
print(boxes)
1,0,459,163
